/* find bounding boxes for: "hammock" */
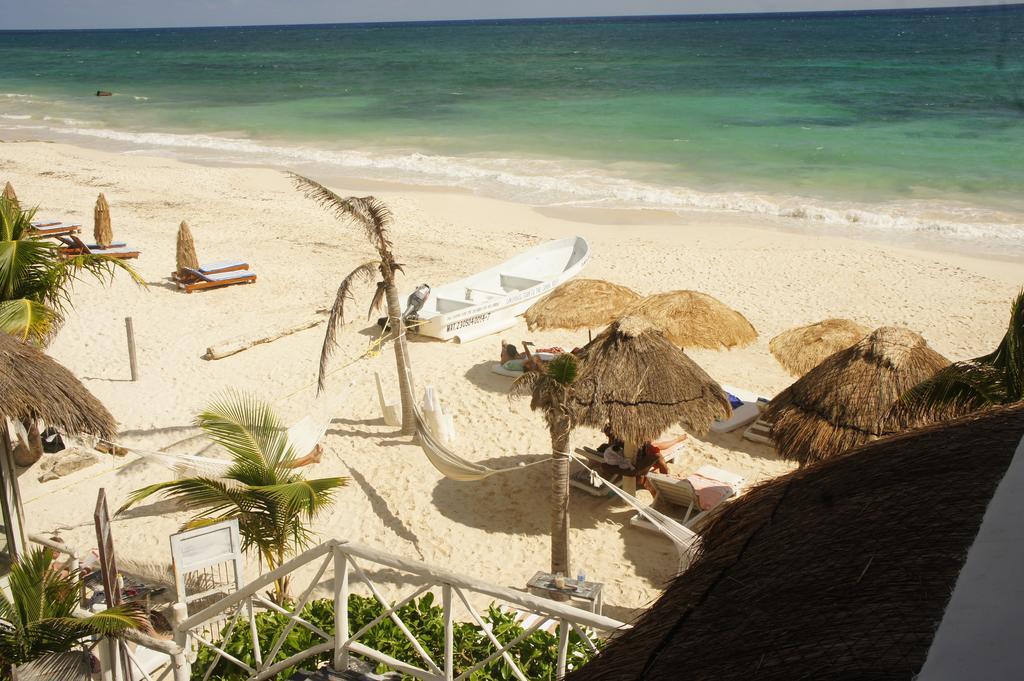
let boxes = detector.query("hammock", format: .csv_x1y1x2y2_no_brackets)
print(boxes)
132,414,333,478
414,405,548,481
413,405,698,566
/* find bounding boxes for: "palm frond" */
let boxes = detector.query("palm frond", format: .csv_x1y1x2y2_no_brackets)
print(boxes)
256,476,348,520
196,391,290,468
0,298,56,342
290,174,393,252
319,260,381,392
367,281,386,320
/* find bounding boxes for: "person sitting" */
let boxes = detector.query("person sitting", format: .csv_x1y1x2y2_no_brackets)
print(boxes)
499,341,566,373
596,425,687,495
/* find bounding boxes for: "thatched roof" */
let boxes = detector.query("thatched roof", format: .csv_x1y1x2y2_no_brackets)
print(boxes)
769,317,869,376
524,279,640,331
176,220,199,273
763,326,949,466
2,181,18,210
627,290,757,350
567,316,731,443
0,332,117,439
94,192,112,249
566,403,1024,681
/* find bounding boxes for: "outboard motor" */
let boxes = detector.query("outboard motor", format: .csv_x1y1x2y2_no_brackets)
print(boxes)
403,284,431,326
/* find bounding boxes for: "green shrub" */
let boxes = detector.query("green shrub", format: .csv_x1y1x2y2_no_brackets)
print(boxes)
192,594,598,680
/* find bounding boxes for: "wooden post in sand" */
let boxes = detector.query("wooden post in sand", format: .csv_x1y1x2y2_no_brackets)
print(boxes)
125,317,139,381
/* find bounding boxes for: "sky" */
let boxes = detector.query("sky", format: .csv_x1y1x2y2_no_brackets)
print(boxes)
0,0,1013,30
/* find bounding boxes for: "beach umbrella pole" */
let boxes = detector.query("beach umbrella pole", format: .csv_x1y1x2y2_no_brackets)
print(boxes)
125,317,139,381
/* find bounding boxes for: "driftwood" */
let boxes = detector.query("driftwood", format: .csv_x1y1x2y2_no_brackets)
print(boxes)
204,310,328,360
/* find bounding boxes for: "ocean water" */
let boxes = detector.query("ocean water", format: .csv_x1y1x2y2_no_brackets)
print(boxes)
1,7,1023,253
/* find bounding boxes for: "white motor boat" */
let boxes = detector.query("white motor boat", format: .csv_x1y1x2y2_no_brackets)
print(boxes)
402,236,590,342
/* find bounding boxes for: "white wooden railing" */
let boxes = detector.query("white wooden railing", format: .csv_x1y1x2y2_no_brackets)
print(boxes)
176,539,629,681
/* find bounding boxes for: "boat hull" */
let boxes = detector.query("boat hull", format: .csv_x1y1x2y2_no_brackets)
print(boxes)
404,236,590,342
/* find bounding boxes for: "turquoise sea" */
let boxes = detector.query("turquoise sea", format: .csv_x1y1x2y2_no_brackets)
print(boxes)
1,6,1023,253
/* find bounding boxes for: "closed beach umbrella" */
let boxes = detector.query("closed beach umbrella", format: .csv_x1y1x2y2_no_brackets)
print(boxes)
763,326,949,467
627,290,757,350
93,193,112,249
2,181,18,210
570,316,731,449
770,318,870,377
566,403,1024,681
176,220,199,274
525,278,641,333
0,331,117,556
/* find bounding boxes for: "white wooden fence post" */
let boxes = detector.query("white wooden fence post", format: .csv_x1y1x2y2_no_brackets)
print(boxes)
170,602,191,681
443,584,454,681
333,547,350,672
556,619,570,679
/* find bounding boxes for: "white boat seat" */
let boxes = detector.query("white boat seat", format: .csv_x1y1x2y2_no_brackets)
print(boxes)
499,273,544,291
464,287,505,301
435,297,475,313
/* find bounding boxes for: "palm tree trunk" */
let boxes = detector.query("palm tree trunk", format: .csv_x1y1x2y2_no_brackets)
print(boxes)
550,417,571,579
383,283,415,435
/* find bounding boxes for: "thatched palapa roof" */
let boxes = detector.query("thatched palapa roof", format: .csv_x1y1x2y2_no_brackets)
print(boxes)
769,317,869,376
524,279,640,331
627,290,757,350
94,192,112,249
568,316,731,443
764,326,948,466
2,181,18,210
567,403,1024,681
0,332,117,440
176,220,199,273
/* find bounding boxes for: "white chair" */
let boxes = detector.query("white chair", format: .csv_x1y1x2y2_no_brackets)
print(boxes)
375,372,401,427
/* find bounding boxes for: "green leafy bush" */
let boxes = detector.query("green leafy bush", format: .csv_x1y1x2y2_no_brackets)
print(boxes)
192,594,598,680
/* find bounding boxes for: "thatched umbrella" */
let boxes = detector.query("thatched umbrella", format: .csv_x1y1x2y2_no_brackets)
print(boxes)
627,290,757,350
93,192,113,249
570,316,731,451
565,403,1024,681
2,181,18,210
524,279,641,336
176,220,199,274
0,331,117,556
769,317,870,376
763,326,949,467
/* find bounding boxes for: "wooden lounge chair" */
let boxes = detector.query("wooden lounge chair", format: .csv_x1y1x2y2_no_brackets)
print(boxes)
569,443,685,498
171,260,249,281
629,465,744,535
176,267,256,293
57,235,140,260
30,221,82,238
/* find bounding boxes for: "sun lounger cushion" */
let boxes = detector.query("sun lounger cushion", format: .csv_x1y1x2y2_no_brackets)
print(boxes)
711,402,762,433
491,363,523,378
199,260,247,273
202,270,253,282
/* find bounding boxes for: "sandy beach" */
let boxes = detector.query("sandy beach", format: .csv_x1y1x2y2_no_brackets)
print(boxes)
3,139,1021,620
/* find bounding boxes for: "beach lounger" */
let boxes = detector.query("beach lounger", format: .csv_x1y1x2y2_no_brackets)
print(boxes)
743,417,775,445
630,465,744,535
176,267,256,293
712,384,771,434
57,234,140,259
171,260,249,281
569,443,685,497
30,221,82,237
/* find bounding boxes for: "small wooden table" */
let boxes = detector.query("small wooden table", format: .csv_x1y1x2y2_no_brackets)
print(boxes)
526,571,604,615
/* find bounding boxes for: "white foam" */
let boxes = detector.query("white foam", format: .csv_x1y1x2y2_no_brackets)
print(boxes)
27,121,1024,251
1,114,32,120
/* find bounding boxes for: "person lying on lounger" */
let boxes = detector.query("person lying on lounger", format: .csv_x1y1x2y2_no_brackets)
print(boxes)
597,425,687,495
284,444,324,468
499,341,566,373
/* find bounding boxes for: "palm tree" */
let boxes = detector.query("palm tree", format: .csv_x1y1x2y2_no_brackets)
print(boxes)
1,197,141,464
897,290,1024,423
512,354,580,577
291,175,415,434
118,393,347,603
0,548,149,680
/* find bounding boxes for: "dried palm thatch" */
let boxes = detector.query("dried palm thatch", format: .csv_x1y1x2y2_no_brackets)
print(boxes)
524,279,641,332
627,290,757,350
93,192,112,249
566,316,731,445
0,332,116,440
769,317,869,376
763,326,949,467
566,403,1024,681
2,181,18,210
176,220,199,273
